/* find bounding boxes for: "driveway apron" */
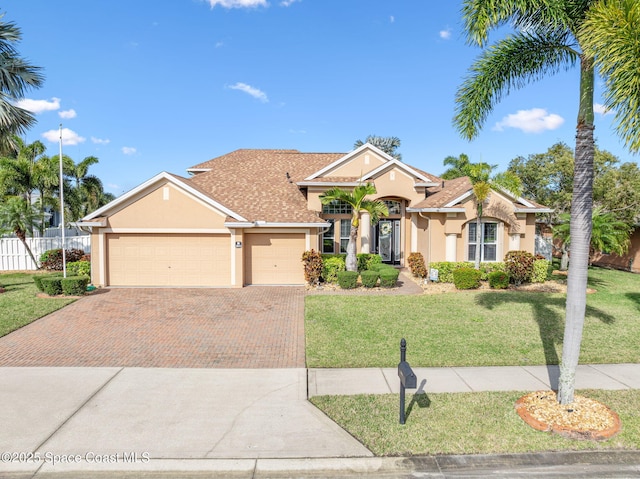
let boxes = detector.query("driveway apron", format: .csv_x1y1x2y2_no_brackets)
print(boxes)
0,287,305,368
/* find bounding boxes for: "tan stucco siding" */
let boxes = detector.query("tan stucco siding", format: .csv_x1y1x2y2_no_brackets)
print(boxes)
107,182,228,229
90,232,102,286
329,151,387,177
371,168,423,205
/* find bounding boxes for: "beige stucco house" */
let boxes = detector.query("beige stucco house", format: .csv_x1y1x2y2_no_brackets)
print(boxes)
78,144,551,287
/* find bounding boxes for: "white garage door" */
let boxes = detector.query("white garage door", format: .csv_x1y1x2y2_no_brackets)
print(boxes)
244,233,306,285
107,233,231,286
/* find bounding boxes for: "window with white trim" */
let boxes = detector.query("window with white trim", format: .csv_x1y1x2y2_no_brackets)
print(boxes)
340,219,351,253
322,219,335,254
322,200,353,214
468,221,498,262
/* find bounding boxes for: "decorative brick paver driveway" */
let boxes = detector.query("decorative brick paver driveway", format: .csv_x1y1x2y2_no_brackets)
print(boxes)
0,287,305,368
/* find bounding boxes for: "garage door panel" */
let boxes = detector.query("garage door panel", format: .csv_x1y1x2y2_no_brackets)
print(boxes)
245,233,305,285
107,234,230,287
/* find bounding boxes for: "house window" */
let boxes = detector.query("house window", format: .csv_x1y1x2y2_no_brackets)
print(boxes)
322,200,353,214
468,221,498,262
340,219,351,253
384,200,402,215
322,219,335,254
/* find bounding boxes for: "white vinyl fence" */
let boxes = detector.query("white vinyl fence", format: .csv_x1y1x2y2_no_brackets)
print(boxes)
0,235,91,271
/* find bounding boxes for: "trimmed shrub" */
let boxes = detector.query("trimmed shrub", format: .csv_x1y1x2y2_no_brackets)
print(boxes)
67,260,91,277
357,253,382,272
337,270,359,289
40,276,63,296
479,262,506,280
301,250,323,285
322,255,346,283
61,276,90,296
379,268,400,288
428,262,473,283
360,270,379,288
453,267,482,289
531,259,550,283
40,248,85,271
504,250,535,285
33,275,45,292
407,252,427,278
488,270,510,289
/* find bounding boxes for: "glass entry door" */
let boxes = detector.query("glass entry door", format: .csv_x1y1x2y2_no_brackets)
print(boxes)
376,219,401,264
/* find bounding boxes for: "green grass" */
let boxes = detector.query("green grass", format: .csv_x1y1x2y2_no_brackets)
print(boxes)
305,267,640,368
311,389,640,456
0,272,76,337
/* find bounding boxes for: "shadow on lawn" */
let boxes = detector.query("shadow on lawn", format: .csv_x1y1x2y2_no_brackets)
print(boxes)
406,379,431,421
627,293,640,312
474,292,615,368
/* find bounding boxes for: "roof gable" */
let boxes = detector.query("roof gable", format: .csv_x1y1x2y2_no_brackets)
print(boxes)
304,143,395,180
81,172,247,222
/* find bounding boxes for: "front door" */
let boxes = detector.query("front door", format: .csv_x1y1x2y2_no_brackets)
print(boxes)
376,219,401,265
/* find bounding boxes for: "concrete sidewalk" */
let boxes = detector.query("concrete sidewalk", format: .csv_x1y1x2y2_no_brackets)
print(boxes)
2,364,639,478
309,363,640,396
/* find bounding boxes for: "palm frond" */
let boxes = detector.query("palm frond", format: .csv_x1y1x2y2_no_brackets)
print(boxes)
454,30,578,140
580,0,640,153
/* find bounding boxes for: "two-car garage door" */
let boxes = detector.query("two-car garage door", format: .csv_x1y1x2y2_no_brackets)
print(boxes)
105,232,306,287
107,233,231,286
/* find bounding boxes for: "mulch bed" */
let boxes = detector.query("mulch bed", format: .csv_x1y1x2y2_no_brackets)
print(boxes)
515,390,621,440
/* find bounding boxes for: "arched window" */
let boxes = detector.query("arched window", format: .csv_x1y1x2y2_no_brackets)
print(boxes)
383,200,402,215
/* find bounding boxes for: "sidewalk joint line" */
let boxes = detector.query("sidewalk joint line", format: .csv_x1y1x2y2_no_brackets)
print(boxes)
34,367,125,453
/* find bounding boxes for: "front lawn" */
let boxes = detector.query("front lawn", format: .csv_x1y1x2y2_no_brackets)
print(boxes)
311,389,640,455
0,272,76,337
305,267,640,368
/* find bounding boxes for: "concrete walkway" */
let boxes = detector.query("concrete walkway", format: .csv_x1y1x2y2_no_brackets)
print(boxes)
2,364,640,477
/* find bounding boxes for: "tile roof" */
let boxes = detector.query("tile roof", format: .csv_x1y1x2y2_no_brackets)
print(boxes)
412,176,472,209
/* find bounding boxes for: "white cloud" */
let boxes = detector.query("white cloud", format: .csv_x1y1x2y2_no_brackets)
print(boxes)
122,146,137,155
493,108,564,133
207,0,267,8
59,109,77,119
41,128,86,146
390,15,395,23
229,82,269,102
15,97,61,114
439,28,452,40
280,0,300,5
594,103,613,116
91,136,110,145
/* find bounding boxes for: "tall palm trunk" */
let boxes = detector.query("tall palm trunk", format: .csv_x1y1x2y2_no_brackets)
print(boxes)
475,202,482,269
558,56,595,405
346,223,359,272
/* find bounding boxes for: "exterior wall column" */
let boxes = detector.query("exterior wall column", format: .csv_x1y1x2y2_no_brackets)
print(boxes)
411,212,418,252
446,233,457,262
361,212,371,253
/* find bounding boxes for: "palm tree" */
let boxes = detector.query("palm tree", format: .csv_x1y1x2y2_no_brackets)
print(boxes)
0,196,40,267
441,153,472,180
454,0,640,404
354,135,402,161
0,17,44,154
64,155,105,221
465,162,522,269
553,206,632,266
319,183,389,272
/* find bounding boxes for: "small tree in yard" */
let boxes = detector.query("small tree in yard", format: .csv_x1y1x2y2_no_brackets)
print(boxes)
320,183,389,272
0,197,40,268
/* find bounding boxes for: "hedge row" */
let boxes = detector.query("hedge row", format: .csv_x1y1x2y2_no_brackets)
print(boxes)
33,273,90,296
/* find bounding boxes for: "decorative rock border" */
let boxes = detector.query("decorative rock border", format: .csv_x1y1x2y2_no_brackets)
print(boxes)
515,390,621,441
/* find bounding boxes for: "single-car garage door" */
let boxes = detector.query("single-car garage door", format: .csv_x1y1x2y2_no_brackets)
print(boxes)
107,233,231,286
244,233,305,285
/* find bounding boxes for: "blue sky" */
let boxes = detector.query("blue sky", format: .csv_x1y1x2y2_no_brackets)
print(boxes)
4,0,636,196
